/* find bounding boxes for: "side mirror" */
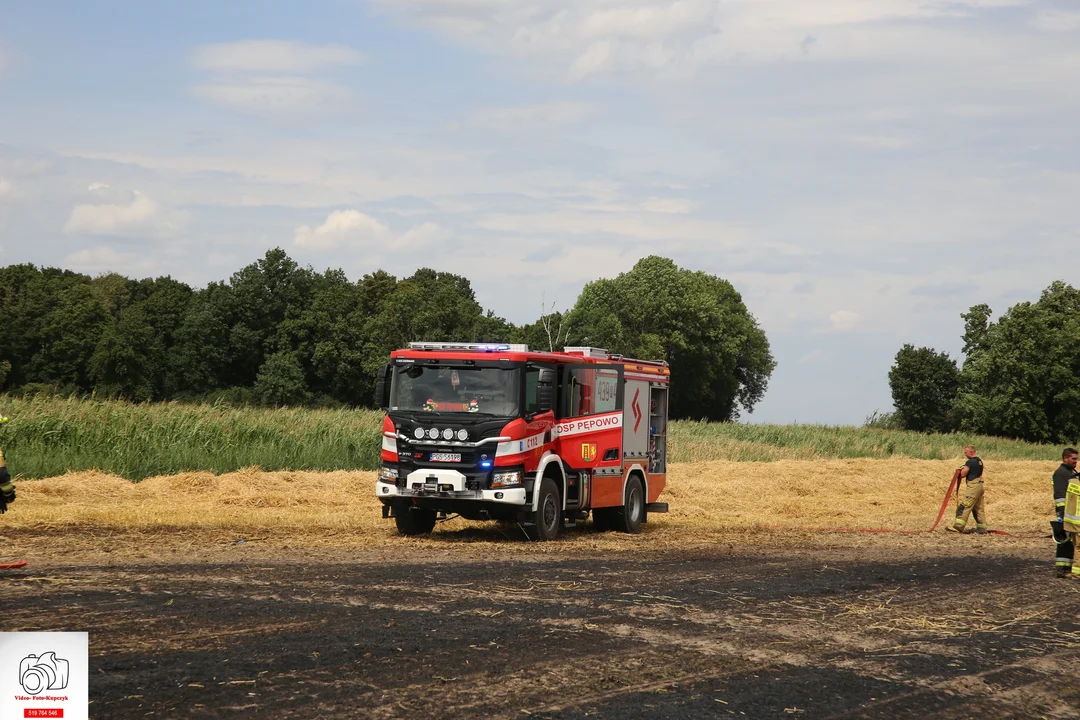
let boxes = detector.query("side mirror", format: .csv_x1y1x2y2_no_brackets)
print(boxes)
374,364,391,410
537,368,555,413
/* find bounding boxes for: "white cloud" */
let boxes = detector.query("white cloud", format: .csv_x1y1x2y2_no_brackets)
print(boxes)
469,101,597,131
191,40,363,73
65,246,158,276
294,209,391,250
373,0,1039,79
208,252,240,267
641,197,694,214
476,209,748,247
192,76,349,113
190,40,361,113
829,310,860,332
294,210,453,252
799,349,827,363
398,221,451,248
849,134,916,150
1030,10,1080,32
63,191,188,237
64,141,572,207
0,178,13,199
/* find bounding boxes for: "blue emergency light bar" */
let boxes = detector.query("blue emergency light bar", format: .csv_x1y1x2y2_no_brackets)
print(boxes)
408,342,530,353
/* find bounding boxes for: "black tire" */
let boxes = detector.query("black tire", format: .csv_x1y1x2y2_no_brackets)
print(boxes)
395,506,437,535
527,477,562,541
614,476,645,534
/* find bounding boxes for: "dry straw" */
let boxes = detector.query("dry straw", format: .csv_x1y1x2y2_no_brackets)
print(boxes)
5,459,1056,549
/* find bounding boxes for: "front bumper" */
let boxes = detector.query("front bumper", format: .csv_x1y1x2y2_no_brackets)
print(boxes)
376,467,526,506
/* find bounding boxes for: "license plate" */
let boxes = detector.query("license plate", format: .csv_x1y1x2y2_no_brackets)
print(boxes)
430,452,462,463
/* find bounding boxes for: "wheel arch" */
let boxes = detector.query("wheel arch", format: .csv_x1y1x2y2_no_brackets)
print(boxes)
622,463,647,503
532,452,567,511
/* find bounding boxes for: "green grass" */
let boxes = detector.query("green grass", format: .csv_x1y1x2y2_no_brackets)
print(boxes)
0,395,1065,480
0,395,383,480
669,421,1063,463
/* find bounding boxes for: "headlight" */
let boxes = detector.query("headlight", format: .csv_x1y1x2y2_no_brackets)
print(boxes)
379,466,398,482
442,428,454,440
491,470,523,488
457,429,469,441
427,428,439,439
414,427,425,439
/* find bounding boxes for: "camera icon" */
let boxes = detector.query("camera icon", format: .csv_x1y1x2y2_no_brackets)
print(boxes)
19,652,69,695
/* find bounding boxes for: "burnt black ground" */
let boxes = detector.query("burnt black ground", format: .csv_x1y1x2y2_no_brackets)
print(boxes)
3,534,1080,719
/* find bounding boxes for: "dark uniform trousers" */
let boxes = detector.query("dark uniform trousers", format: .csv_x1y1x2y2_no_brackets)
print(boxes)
1052,506,1075,574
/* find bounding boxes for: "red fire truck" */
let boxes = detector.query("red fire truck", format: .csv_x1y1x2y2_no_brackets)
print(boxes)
375,342,670,540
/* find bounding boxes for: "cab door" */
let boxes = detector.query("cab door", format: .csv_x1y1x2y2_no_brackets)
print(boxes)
555,363,625,508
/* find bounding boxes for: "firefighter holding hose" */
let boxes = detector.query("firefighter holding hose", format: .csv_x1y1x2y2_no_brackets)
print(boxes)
1052,447,1079,579
0,410,16,514
948,445,988,534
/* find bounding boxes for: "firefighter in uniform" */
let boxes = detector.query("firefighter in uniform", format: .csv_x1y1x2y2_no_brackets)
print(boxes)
0,411,15,515
1053,447,1080,578
948,445,987,534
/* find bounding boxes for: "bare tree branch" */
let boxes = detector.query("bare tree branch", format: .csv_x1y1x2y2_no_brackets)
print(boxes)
540,292,572,352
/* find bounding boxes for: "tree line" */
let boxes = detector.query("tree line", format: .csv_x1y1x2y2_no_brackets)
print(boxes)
887,280,1080,444
0,250,775,422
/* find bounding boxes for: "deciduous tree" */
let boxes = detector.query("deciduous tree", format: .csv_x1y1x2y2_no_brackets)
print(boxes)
887,345,959,433
954,282,1080,443
569,256,775,421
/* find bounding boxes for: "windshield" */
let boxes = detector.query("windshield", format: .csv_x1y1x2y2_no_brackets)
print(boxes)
389,364,520,416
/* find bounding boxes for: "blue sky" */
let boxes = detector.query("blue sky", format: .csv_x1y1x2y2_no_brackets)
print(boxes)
1,1,1078,424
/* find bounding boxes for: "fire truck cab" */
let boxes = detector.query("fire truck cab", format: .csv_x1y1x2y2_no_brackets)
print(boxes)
375,342,670,540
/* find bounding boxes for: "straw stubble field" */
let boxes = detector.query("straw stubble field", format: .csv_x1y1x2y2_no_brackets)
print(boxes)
4,460,1080,719
1,457,1060,542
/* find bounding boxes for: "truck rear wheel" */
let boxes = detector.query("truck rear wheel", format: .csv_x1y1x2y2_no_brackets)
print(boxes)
395,506,437,535
527,477,561,541
614,476,645,534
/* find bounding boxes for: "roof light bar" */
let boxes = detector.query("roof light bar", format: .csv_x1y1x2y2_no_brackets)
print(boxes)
408,342,530,353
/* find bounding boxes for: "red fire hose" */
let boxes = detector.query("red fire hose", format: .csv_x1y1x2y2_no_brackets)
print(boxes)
761,468,1013,536
926,468,963,533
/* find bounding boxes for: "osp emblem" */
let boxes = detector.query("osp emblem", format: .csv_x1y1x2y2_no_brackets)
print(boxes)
581,443,597,462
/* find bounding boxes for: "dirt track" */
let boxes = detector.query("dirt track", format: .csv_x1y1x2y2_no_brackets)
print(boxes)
4,527,1080,719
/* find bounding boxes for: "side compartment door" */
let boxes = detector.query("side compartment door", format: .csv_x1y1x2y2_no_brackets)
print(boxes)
622,377,651,471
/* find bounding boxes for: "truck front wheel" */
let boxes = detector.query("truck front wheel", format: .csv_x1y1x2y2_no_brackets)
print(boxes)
395,506,437,535
528,477,562,541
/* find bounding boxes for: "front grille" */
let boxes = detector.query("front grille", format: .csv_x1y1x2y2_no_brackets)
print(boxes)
390,426,504,495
